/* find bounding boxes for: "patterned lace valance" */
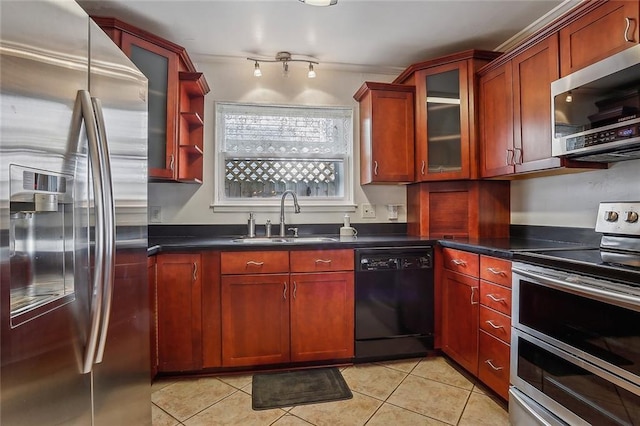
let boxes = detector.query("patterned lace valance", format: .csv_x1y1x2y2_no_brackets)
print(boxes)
217,102,352,158
225,159,336,184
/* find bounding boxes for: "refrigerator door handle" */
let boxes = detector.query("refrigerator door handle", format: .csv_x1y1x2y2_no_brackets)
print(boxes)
73,90,106,375
91,97,116,365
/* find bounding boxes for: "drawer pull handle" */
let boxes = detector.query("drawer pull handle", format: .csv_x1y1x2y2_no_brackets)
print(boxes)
485,359,503,371
487,267,506,276
625,17,635,42
315,259,332,264
293,281,297,299
246,260,264,267
486,294,507,303
471,287,479,305
374,160,379,176
283,282,287,300
485,320,504,329
451,259,467,266
193,262,198,281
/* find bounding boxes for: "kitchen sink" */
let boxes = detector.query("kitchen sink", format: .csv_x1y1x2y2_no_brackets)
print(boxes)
231,237,338,244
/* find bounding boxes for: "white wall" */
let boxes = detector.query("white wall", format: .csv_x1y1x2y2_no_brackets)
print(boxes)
148,57,408,225
511,159,640,228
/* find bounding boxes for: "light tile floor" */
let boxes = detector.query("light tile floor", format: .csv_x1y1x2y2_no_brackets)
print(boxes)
152,355,509,426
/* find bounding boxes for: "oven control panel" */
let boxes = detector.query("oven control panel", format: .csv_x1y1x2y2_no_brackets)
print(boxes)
595,202,640,235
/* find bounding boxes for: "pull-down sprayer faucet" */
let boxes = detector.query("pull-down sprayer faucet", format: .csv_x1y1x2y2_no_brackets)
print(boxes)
279,190,301,237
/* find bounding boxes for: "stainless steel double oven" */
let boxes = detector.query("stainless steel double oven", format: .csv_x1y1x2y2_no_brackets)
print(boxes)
510,261,640,425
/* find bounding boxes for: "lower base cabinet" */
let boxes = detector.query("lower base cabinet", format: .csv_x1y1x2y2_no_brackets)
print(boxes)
220,249,354,368
156,253,203,372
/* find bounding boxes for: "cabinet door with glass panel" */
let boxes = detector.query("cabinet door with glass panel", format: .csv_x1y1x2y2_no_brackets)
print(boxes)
414,61,471,180
406,51,500,181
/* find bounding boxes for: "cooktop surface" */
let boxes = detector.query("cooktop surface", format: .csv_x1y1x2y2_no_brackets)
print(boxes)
514,248,640,287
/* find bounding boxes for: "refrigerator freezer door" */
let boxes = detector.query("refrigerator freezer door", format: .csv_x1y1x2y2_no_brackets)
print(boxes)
0,1,93,424
88,20,151,426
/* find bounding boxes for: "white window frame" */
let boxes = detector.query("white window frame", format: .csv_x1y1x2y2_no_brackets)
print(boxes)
213,102,355,212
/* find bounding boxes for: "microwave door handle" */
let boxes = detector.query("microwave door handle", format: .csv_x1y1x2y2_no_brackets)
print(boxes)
514,268,640,311
91,97,116,365
73,90,105,375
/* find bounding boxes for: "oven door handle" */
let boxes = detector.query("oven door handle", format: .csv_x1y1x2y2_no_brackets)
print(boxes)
513,268,640,312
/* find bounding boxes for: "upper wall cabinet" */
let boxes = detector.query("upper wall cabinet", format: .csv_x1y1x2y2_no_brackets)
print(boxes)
559,0,639,76
94,17,210,183
394,51,501,181
354,82,415,184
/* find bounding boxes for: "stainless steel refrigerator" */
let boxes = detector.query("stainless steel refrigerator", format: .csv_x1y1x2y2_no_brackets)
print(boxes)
0,1,150,424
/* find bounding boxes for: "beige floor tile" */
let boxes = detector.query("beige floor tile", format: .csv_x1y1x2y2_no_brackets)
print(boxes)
152,379,177,393
183,391,286,426
377,357,422,373
411,357,474,390
387,375,470,424
289,391,382,426
152,377,237,421
218,373,253,390
272,414,315,425
472,384,487,395
341,364,407,400
458,392,509,426
152,404,180,426
366,403,449,426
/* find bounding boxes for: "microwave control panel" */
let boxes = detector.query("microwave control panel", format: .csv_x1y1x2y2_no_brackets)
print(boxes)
566,123,639,151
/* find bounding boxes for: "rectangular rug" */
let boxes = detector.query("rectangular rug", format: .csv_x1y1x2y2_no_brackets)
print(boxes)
252,367,353,410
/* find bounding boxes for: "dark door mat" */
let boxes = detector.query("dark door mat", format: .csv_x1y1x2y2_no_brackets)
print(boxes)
252,367,353,410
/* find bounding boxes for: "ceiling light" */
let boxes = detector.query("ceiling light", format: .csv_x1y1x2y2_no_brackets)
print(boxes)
253,61,262,77
247,51,319,78
299,0,338,6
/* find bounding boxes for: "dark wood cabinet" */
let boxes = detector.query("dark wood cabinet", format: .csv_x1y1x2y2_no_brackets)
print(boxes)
290,272,354,362
354,82,415,184
156,253,202,372
289,249,354,362
395,51,500,181
93,17,210,183
201,251,222,369
220,249,354,367
440,249,512,399
478,34,605,178
221,273,291,367
559,0,639,77
407,180,510,239
442,268,479,375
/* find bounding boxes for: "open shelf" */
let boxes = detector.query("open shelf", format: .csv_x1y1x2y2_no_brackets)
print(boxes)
180,112,204,127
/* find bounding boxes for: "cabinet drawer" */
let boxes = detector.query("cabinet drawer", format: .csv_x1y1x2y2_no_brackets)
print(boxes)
290,249,354,272
221,251,289,275
480,281,511,316
480,256,511,288
478,331,510,400
442,248,479,277
479,306,511,344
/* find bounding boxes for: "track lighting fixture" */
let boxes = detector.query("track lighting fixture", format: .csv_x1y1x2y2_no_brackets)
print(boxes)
247,51,319,78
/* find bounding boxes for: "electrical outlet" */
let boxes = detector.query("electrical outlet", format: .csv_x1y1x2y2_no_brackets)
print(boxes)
149,206,162,223
361,204,376,218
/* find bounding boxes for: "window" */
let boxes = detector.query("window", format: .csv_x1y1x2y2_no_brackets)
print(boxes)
214,102,354,209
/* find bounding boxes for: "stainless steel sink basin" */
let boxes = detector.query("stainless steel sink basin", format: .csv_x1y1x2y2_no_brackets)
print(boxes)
231,237,338,244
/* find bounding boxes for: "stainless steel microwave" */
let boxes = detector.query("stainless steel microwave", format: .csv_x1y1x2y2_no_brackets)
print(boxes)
551,44,640,163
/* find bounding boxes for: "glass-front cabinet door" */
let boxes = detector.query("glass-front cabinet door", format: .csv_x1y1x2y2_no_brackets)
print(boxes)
415,61,471,181
121,32,178,180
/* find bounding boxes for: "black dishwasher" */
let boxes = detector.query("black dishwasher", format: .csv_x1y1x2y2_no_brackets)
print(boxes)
354,246,434,362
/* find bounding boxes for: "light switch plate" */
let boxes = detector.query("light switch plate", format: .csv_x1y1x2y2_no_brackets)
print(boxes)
361,204,376,218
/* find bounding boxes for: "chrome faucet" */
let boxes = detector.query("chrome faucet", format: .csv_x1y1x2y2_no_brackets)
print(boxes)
279,190,301,237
